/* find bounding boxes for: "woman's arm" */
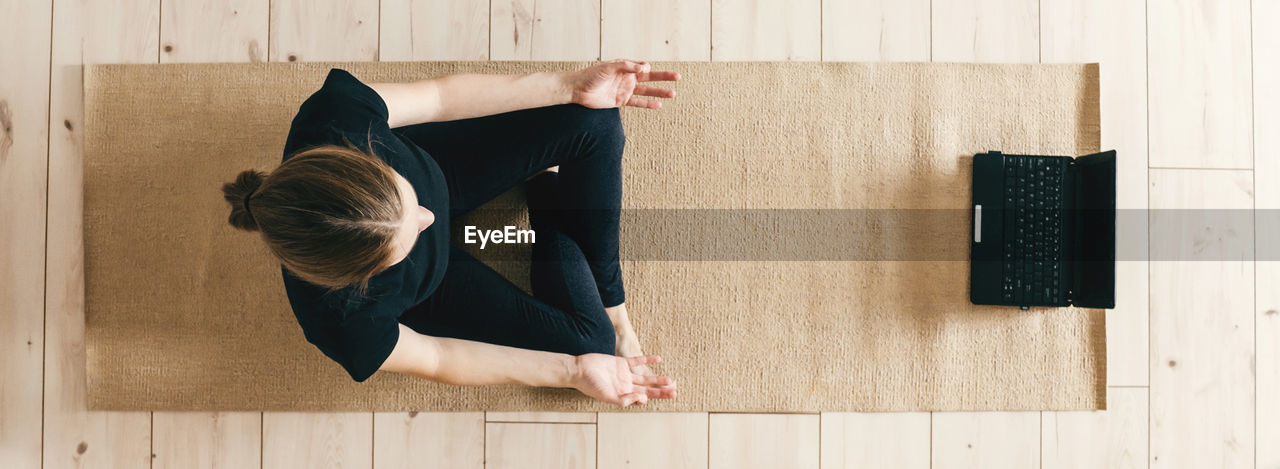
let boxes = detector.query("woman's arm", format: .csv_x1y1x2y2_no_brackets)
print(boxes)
380,324,675,406
367,59,679,128
368,73,569,128
381,323,573,387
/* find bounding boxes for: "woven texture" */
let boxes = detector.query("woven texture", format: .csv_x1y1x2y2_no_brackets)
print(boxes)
83,62,1105,411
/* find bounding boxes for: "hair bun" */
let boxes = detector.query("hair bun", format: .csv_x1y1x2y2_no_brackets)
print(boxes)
222,169,266,231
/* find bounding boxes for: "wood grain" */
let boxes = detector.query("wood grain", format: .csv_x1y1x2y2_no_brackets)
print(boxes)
269,0,379,62
1042,387,1148,469
1149,168,1254,468
491,0,600,60
601,0,711,61
821,0,929,61
931,0,1038,63
931,412,1039,469
1256,2,1280,468
708,414,820,469
1148,0,1253,169
43,0,157,467
160,0,268,63
820,413,930,469
262,413,373,469
597,413,709,469
152,412,262,469
485,422,596,469
710,0,821,61
0,0,51,467
1040,0,1149,387
380,0,489,61
372,412,484,469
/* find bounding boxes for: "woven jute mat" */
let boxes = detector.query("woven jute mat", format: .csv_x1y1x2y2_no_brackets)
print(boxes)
83,61,1104,411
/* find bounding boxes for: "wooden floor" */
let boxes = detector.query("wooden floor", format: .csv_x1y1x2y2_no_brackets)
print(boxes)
0,0,1274,467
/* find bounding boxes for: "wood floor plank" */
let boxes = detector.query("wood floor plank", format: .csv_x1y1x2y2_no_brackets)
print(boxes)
153,3,271,464
601,0,711,61
708,414,820,469
490,0,600,60
485,422,596,469
1253,3,1279,467
269,0,379,62
262,413,373,469
1040,0,1149,387
257,10,381,468
931,412,1039,469
0,0,52,467
152,412,262,469
371,412,484,469
160,0,268,63
930,0,1039,63
710,0,821,61
485,411,596,423
821,0,929,61
44,0,158,467
1148,0,1253,168
819,413,929,469
597,413,708,469
1042,387,1148,469
380,0,489,61
1149,168,1254,468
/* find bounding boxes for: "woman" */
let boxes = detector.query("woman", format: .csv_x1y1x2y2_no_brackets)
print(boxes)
221,60,679,407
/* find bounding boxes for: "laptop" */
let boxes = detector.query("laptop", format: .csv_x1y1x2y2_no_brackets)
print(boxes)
970,150,1117,309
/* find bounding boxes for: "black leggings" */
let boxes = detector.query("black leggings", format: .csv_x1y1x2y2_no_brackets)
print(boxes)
394,104,625,356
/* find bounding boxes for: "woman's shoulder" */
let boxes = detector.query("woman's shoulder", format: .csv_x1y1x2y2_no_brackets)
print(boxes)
294,68,389,127
281,68,395,161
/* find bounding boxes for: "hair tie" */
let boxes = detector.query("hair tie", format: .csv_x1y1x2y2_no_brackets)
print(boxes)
242,192,254,214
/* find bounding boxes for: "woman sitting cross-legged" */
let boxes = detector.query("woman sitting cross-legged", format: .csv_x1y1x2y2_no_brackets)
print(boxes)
221,60,679,407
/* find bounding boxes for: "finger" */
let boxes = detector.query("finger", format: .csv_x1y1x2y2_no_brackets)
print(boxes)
624,96,661,109
641,386,678,399
639,70,680,82
631,374,673,387
613,59,643,73
620,392,648,407
633,85,676,99
625,354,662,367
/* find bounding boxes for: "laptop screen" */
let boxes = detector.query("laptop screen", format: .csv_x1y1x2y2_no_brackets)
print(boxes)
1072,150,1116,308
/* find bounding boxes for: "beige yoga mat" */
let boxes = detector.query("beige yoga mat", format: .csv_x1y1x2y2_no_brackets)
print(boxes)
84,61,1105,411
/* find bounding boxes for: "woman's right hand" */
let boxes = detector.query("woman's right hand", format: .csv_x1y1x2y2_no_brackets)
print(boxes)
570,353,676,407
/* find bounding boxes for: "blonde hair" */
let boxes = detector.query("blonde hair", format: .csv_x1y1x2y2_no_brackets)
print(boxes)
222,143,404,296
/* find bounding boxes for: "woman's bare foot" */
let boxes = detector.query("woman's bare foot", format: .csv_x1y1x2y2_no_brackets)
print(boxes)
606,303,658,377
615,331,653,377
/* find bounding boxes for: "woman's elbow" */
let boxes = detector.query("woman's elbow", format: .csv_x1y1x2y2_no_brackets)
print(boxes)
379,324,443,379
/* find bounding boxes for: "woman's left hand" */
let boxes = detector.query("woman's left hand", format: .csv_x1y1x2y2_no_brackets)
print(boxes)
569,353,677,407
565,59,680,110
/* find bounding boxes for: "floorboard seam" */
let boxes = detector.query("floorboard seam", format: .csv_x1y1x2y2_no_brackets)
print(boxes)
41,0,56,467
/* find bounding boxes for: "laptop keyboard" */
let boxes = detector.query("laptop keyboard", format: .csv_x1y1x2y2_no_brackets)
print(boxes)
1002,155,1067,305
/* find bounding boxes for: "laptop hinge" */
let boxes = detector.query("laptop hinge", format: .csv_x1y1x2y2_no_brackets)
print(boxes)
1066,158,1082,305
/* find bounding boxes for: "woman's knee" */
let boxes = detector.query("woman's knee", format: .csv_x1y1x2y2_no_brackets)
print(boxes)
573,320,616,356
564,106,625,155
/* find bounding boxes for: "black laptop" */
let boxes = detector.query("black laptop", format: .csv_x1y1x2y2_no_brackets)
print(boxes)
970,150,1116,309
